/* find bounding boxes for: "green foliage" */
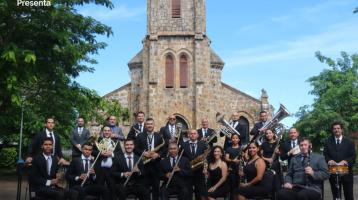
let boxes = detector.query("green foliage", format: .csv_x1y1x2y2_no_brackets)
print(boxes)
0,147,17,168
294,52,358,151
0,0,125,158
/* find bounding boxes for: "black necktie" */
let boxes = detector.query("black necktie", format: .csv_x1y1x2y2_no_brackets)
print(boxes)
138,124,142,132
204,129,207,137
127,156,132,171
172,157,176,168
336,139,340,145
190,143,196,155
292,140,296,148
84,159,89,173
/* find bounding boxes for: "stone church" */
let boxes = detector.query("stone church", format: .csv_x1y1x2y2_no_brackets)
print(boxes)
104,0,272,134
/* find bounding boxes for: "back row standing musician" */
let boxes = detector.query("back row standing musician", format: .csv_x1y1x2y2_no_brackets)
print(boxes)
279,127,300,167
197,118,217,148
323,121,356,200
249,110,268,139
70,117,91,159
127,111,145,140
221,112,248,149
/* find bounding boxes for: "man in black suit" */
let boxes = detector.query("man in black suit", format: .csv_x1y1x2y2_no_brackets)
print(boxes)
197,118,217,148
280,127,300,166
323,121,356,200
249,110,268,138
221,112,248,148
134,118,164,200
26,117,68,166
278,138,330,200
127,111,145,140
181,129,208,200
66,142,109,200
160,142,192,200
29,138,77,200
70,117,91,158
160,114,185,147
94,126,122,199
111,139,150,200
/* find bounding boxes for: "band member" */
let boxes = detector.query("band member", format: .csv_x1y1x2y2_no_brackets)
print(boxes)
221,112,248,149
202,146,229,200
70,117,90,158
111,139,150,200
26,117,68,166
181,129,208,200
224,134,241,200
160,142,192,200
134,118,164,200
323,122,356,200
197,118,217,148
160,115,183,145
235,142,273,200
95,126,122,199
280,127,300,166
29,138,77,200
127,111,145,140
249,110,268,138
278,138,330,200
66,143,110,200
106,115,125,141
261,129,282,191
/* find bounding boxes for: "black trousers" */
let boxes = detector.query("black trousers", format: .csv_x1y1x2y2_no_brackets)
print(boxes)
115,183,150,200
144,162,160,200
329,173,354,200
36,186,78,200
72,184,110,200
97,167,116,199
192,169,205,200
160,184,191,200
277,187,321,200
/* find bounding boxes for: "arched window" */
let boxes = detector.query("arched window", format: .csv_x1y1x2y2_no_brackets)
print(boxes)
179,54,188,88
172,0,181,18
165,55,174,88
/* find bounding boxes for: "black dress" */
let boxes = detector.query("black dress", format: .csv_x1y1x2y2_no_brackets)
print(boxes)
225,146,241,200
204,166,229,198
235,158,273,198
261,141,282,191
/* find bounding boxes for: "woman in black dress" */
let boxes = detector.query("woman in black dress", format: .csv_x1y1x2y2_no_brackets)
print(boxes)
202,146,229,200
235,142,273,200
225,134,241,200
261,129,282,191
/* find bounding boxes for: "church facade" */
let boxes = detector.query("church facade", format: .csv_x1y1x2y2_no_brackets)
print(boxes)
104,0,272,133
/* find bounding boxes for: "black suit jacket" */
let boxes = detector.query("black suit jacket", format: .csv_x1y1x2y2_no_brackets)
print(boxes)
66,156,97,187
197,128,217,146
181,140,208,161
221,121,248,147
111,153,145,185
127,123,144,140
70,127,91,157
134,132,165,157
279,139,299,165
159,156,192,188
28,130,63,158
323,135,356,172
249,121,265,137
29,154,59,191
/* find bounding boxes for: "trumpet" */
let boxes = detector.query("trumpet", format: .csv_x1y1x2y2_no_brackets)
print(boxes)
216,113,240,138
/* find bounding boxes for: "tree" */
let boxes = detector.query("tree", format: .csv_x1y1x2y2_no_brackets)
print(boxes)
0,0,129,160
294,51,358,151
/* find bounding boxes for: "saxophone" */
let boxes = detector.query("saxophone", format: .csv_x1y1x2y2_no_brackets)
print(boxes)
143,138,165,164
191,147,210,170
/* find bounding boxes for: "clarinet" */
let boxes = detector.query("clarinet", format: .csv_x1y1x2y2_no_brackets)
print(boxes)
305,153,311,187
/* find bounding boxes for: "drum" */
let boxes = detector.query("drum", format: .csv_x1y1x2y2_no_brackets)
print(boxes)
328,164,349,175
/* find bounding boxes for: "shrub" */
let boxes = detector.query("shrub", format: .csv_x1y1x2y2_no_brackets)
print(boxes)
0,147,17,168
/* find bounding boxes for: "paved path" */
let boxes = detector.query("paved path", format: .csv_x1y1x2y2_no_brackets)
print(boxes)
1,175,357,199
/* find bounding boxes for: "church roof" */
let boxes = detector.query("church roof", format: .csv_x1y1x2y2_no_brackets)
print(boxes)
221,82,261,103
210,49,224,69
103,82,131,98
128,49,143,69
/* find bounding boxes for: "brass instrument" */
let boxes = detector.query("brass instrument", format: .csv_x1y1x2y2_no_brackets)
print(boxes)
268,124,285,169
143,138,165,164
81,137,119,187
166,150,184,188
203,130,219,145
175,123,183,145
253,104,290,145
216,113,241,138
55,165,68,188
124,152,145,187
191,148,210,170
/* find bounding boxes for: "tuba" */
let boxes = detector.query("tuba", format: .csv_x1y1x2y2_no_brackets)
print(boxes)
216,113,241,138
253,104,290,145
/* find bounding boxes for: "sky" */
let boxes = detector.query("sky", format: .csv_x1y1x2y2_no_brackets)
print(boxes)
75,0,358,127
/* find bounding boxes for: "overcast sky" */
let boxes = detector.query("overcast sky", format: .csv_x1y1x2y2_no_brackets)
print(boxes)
75,0,358,127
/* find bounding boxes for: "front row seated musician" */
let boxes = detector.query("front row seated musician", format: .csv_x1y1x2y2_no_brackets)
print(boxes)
66,142,110,200
29,138,77,200
277,138,330,200
111,139,150,200
160,142,192,200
